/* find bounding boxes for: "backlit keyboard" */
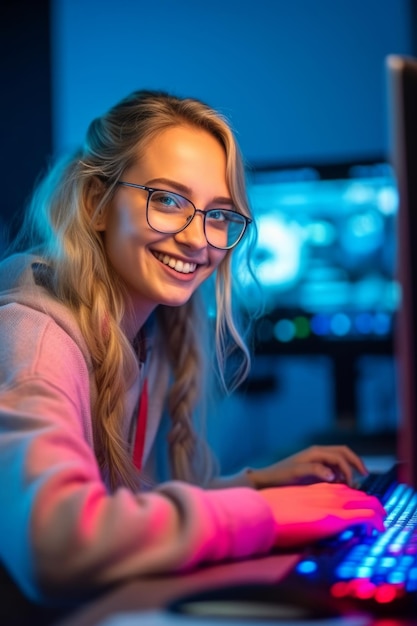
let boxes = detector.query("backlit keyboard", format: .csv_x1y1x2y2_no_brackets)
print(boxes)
284,465,417,615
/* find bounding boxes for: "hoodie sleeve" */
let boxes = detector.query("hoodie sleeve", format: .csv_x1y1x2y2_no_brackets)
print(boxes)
0,304,276,604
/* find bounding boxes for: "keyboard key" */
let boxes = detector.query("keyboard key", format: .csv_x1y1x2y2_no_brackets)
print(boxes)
286,466,417,612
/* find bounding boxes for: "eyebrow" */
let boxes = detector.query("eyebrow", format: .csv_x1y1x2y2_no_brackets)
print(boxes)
145,177,234,206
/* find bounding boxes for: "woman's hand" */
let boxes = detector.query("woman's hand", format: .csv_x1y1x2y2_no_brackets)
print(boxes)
259,482,386,549
247,445,368,489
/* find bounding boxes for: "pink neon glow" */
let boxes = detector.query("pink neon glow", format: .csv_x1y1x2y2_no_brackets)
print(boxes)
374,584,398,603
330,581,349,597
353,579,376,599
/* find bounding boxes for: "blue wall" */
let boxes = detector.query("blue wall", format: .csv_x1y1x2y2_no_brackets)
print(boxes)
52,0,412,165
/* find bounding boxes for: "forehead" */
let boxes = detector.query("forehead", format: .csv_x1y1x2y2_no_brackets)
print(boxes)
134,125,229,191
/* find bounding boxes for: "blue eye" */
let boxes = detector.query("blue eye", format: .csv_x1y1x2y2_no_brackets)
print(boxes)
207,209,227,223
150,191,192,213
152,192,180,208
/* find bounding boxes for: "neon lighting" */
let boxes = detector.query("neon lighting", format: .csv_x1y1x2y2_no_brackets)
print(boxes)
307,480,417,607
406,579,417,592
379,556,397,569
374,584,398,604
336,564,356,579
354,580,376,599
369,544,385,556
330,313,351,336
274,319,295,342
294,316,310,338
250,215,302,287
387,571,406,584
310,313,330,336
339,529,354,541
330,581,348,597
377,185,398,215
296,559,317,574
400,555,415,567
373,312,391,335
407,567,417,580
356,566,373,578
354,312,373,334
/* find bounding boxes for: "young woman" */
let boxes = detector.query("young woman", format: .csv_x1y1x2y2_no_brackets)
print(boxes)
0,90,385,605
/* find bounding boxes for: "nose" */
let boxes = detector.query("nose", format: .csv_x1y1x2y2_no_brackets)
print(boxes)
174,211,207,249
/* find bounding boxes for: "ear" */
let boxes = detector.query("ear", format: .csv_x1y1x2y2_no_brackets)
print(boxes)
85,177,108,231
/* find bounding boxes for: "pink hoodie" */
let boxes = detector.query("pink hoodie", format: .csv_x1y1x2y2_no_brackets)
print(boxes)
0,254,276,604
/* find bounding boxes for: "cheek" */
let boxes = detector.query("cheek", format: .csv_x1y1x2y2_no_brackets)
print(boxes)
199,250,228,286
102,210,139,269
210,249,228,270
106,205,145,249
115,207,140,238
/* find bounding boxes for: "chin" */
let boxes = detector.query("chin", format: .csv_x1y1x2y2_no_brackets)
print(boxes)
160,295,193,308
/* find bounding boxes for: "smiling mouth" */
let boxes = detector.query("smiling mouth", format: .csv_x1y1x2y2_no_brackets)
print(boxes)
153,251,198,274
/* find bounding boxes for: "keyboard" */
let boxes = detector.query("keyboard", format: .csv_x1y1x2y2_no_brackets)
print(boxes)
283,465,417,616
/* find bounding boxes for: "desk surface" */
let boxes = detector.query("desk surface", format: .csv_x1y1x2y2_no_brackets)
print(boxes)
56,553,300,626
54,551,417,626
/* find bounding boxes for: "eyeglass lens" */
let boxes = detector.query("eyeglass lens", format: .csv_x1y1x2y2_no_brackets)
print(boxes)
147,190,246,249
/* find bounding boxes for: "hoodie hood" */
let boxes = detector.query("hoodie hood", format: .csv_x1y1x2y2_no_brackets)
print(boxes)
0,253,92,372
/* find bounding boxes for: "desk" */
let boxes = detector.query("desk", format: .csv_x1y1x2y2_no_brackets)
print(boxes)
54,552,416,626
56,553,300,626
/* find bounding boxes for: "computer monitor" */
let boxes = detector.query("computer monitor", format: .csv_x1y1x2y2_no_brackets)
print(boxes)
237,159,399,432
387,54,417,487
242,161,398,352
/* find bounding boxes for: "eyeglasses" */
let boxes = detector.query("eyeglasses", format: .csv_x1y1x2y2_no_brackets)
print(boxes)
117,181,251,250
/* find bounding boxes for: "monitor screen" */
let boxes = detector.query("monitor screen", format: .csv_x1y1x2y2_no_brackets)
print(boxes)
239,160,399,354
387,54,417,487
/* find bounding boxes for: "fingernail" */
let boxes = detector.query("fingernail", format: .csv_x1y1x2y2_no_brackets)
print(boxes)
325,471,335,481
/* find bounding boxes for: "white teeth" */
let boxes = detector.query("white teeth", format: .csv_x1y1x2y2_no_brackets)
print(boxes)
154,252,197,274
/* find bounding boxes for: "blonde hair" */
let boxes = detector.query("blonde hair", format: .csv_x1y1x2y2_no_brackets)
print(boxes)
17,90,256,490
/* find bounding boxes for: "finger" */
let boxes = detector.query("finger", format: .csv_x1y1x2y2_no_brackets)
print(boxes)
298,462,338,483
303,447,361,485
344,493,387,519
307,451,355,486
323,446,368,476
333,446,368,475
317,483,387,518
330,484,387,518
340,507,386,533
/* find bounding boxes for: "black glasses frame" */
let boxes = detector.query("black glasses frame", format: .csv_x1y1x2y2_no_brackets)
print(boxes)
117,181,251,250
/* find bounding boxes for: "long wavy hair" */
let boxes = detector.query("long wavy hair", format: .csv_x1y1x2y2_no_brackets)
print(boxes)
14,90,257,490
